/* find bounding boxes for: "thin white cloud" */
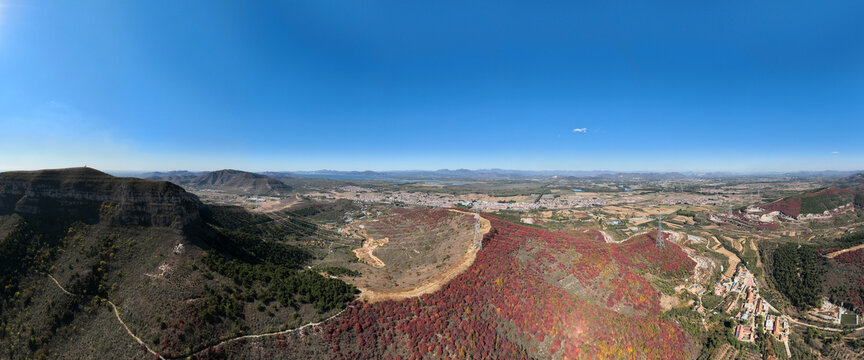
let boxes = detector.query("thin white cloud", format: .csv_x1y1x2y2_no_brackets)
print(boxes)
573,128,587,133
831,151,839,154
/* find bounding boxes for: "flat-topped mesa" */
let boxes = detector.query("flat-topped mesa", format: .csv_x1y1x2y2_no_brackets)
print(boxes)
0,167,201,228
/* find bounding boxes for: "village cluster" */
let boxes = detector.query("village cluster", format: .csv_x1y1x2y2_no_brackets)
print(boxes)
714,266,791,345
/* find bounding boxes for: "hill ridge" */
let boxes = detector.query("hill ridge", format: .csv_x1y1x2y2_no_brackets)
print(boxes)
0,167,201,228
188,169,292,194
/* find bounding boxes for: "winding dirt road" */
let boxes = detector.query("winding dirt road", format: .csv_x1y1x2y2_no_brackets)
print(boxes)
173,307,350,359
46,210,495,358
46,273,349,360
825,243,864,259
47,274,165,359
353,236,389,268
786,316,864,333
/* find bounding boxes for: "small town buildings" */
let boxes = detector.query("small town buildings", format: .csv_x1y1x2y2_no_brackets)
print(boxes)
765,315,775,331
725,299,738,314
686,283,706,296
734,325,754,342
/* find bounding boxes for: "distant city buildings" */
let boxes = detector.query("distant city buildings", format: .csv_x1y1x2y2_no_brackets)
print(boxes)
315,190,636,210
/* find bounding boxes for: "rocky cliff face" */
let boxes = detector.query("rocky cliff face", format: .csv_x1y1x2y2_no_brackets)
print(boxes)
0,167,201,228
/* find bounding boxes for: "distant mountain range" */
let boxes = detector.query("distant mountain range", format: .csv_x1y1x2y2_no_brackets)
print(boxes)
266,169,864,181
187,169,292,194
129,169,864,182
146,169,292,194
141,170,204,184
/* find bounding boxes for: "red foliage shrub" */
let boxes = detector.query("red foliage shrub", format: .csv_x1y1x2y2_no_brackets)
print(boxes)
761,197,802,218
620,232,697,277
836,248,864,269
832,248,864,312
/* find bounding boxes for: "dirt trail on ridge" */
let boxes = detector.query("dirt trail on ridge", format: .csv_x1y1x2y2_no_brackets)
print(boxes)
825,243,864,259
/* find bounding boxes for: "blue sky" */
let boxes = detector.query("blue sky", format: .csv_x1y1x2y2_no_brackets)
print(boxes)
0,1,862,172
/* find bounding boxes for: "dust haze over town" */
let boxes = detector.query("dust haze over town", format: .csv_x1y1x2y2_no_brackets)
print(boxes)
1,1,864,359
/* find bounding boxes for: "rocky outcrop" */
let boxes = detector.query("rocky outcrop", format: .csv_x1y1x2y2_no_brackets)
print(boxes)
0,167,200,228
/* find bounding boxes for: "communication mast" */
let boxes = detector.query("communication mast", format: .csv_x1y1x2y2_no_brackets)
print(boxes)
473,210,483,249
656,215,665,249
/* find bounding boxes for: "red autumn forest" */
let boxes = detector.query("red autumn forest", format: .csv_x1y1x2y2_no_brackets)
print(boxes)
201,210,698,359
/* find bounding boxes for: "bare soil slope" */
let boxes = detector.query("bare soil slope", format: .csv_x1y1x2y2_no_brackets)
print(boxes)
345,209,487,299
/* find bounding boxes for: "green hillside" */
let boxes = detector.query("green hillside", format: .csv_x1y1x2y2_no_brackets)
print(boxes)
0,169,356,359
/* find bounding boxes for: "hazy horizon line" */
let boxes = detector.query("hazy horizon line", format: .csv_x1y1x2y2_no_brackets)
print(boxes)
2,166,860,177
